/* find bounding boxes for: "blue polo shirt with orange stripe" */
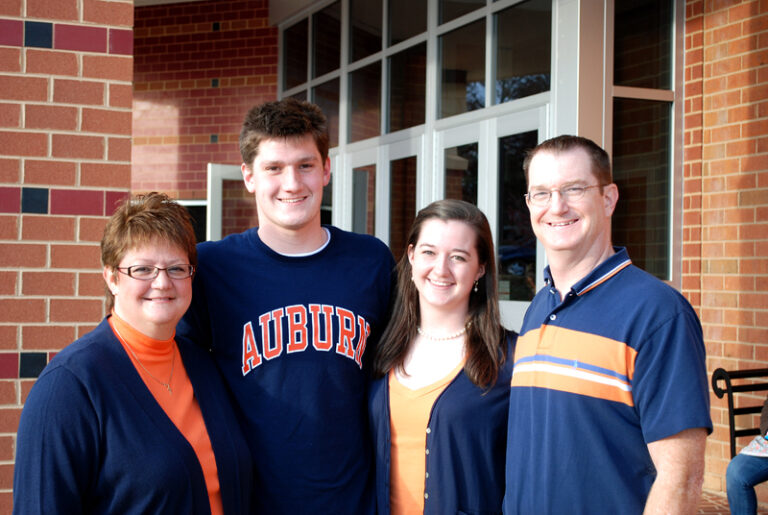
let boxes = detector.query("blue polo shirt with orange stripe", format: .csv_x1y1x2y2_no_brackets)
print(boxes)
503,248,711,515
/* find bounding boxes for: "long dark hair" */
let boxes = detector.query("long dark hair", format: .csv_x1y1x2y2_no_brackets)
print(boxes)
373,199,506,388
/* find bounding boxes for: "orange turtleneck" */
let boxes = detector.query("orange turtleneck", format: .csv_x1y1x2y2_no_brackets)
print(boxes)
109,312,223,515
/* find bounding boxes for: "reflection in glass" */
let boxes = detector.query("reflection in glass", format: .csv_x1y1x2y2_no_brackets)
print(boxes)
183,204,207,243
313,79,340,148
313,1,341,78
389,0,426,46
321,175,333,225
495,0,551,104
350,0,382,63
352,165,376,235
283,19,308,90
612,98,671,280
439,0,482,24
444,143,477,204
288,90,307,102
440,19,485,118
349,62,381,143
222,179,258,238
498,131,538,302
614,0,672,89
388,43,426,133
390,156,417,260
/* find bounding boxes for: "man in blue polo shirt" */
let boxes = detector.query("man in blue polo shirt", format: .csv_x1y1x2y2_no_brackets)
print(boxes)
503,135,712,514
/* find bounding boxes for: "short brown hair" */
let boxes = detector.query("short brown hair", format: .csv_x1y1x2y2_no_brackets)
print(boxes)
101,192,197,309
523,135,612,186
239,98,329,167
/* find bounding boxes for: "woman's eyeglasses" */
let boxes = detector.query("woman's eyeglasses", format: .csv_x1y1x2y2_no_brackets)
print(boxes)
116,264,194,280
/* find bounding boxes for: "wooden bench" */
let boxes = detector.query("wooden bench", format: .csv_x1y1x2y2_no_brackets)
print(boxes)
711,368,768,458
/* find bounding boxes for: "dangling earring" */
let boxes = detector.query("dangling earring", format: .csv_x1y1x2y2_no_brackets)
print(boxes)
473,280,478,293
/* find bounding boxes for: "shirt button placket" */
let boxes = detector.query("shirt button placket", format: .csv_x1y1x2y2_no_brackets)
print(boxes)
425,427,431,504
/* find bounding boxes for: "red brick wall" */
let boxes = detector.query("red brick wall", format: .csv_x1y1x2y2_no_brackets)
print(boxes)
0,0,133,509
132,0,277,200
685,0,768,499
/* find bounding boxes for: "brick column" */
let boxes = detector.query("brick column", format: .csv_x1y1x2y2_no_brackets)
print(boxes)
0,0,133,510
686,0,768,499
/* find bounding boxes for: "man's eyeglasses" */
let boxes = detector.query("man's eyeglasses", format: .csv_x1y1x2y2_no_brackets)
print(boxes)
525,184,603,207
117,264,195,280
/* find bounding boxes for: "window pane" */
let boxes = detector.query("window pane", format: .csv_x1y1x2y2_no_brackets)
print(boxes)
388,43,426,133
321,175,333,225
612,98,671,279
498,131,537,302
313,1,341,78
313,78,340,148
183,204,207,243
439,0,483,24
444,143,477,204
440,19,485,118
349,62,381,143
353,165,376,235
614,0,672,89
390,156,417,260
495,0,551,104
288,90,307,101
283,19,307,90
350,0,382,63
389,0,426,46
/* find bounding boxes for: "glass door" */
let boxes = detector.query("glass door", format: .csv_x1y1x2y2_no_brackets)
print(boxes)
342,136,423,260
385,138,421,261
435,107,547,331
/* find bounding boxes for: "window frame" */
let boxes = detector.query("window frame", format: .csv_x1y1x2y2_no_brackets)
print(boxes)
269,0,687,332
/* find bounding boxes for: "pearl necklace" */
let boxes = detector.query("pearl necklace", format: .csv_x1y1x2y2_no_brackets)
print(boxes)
417,326,467,341
114,325,175,394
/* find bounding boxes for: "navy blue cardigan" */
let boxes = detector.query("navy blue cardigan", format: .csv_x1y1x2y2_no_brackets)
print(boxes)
369,333,515,515
13,317,253,514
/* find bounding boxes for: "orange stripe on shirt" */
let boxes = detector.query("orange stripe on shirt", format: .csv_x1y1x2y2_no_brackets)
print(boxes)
577,260,632,295
511,326,637,406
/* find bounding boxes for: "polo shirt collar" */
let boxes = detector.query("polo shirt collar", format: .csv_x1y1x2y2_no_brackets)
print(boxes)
543,247,633,297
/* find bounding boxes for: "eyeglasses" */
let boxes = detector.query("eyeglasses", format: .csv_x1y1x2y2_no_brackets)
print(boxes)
117,264,195,280
524,184,603,207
